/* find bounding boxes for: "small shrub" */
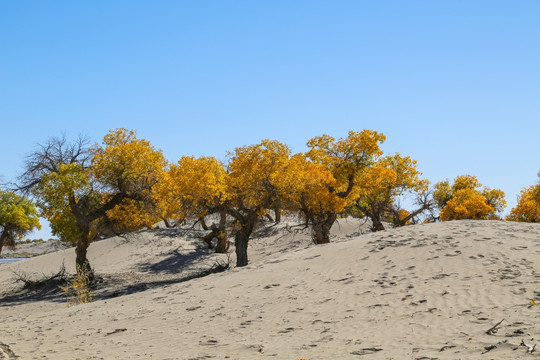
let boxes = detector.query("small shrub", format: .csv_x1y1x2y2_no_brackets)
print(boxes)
59,264,93,306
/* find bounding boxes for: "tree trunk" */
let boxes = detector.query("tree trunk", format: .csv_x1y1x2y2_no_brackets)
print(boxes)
0,227,15,256
371,216,385,232
215,211,229,253
199,217,209,231
233,211,257,267
201,231,215,249
162,218,174,228
75,237,94,281
235,229,250,267
311,213,336,244
274,207,281,222
215,230,229,253
0,231,6,256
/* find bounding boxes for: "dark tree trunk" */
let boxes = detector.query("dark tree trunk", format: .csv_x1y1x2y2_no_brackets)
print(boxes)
0,231,6,256
310,213,337,244
162,218,174,228
215,230,229,253
201,231,215,249
233,210,257,267
235,229,250,267
366,203,385,232
199,217,209,231
75,236,94,281
274,207,281,222
201,211,230,253
371,216,385,232
215,211,229,253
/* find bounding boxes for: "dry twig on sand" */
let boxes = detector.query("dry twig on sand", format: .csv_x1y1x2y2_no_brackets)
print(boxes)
481,339,507,354
439,345,456,352
520,339,537,353
485,319,504,335
11,262,67,290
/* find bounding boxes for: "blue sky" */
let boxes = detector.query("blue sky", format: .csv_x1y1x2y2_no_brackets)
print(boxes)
1,1,539,239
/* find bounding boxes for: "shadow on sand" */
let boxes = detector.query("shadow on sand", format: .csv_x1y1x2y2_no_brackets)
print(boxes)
0,247,231,306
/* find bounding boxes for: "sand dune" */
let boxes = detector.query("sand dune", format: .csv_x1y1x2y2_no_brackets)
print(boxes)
1,219,539,359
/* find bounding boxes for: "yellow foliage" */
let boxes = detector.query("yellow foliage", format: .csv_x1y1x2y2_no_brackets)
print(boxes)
452,174,481,192
439,188,494,220
92,128,167,229
306,130,385,193
398,209,411,225
506,186,540,223
154,156,229,221
92,128,166,194
0,190,41,253
279,154,345,214
436,175,506,221
352,153,428,228
228,139,291,210
35,163,96,243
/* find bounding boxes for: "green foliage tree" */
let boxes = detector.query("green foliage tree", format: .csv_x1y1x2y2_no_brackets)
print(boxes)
0,189,41,255
18,129,166,278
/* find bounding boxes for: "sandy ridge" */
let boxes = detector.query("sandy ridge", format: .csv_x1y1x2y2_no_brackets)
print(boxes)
1,219,539,359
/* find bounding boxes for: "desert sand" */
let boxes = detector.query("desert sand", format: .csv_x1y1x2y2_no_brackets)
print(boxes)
1,218,539,359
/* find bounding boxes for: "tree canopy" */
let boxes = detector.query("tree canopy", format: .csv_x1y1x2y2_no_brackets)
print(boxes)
20,128,166,277
226,139,291,266
0,189,41,255
297,130,386,242
12,127,533,272
352,153,430,231
434,175,506,221
506,171,540,223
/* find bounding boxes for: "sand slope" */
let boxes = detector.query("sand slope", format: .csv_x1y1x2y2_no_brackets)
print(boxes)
1,219,539,359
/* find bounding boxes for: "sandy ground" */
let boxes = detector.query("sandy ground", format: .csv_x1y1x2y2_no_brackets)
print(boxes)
1,218,539,359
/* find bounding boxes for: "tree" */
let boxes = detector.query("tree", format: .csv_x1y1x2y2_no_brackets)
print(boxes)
153,156,230,252
277,130,386,243
278,153,345,243
296,130,386,243
0,189,41,255
506,186,540,223
19,129,166,278
352,153,430,231
226,139,290,266
506,172,540,223
93,128,167,231
434,175,506,221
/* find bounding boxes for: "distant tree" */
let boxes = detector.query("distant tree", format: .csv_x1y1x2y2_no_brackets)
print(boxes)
18,129,166,278
434,175,506,221
0,189,41,255
533,171,540,202
352,153,431,231
506,172,540,223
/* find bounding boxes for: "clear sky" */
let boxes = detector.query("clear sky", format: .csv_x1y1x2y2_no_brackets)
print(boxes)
1,1,539,239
